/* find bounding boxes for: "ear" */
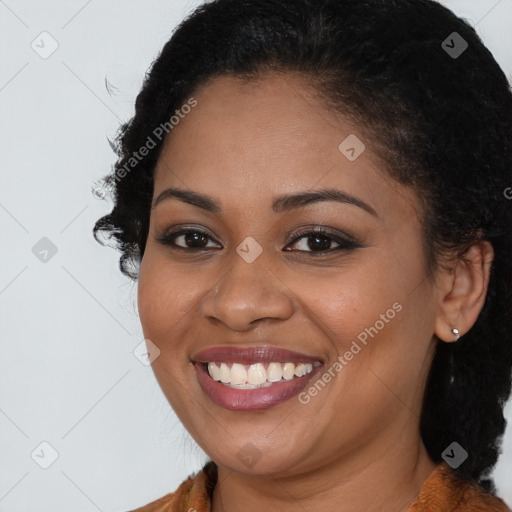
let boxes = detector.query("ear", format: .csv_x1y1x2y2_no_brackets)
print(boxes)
434,241,494,343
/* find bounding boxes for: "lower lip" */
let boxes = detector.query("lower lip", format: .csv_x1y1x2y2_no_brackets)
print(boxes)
194,362,324,411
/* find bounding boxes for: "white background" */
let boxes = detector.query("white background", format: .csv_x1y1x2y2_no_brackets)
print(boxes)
1,1,511,510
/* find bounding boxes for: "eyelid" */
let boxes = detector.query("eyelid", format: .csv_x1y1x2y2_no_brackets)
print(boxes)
283,229,359,254
284,225,359,246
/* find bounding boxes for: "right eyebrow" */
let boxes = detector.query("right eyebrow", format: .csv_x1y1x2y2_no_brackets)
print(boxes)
153,188,222,213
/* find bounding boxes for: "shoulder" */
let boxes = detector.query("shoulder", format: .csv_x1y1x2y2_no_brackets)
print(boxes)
409,463,511,512
455,476,511,512
128,461,217,512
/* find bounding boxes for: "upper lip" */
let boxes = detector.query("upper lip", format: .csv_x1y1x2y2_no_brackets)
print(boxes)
192,345,324,365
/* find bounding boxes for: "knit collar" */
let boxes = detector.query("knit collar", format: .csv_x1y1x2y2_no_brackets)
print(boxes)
186,460,509,512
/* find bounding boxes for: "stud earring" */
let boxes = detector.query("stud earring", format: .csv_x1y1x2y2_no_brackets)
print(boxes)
452,328,460,341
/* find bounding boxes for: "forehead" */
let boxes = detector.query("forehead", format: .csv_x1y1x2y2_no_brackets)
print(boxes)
153,73,418,220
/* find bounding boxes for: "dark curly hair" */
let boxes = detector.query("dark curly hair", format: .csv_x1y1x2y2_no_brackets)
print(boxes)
94,0,512,491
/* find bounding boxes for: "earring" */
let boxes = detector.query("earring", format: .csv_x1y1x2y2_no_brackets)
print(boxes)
452,328,460,341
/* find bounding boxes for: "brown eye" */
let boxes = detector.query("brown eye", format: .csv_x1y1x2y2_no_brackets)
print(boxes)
180,231,209,248
293,233,338,251
156,229,221,250
285,228,359,253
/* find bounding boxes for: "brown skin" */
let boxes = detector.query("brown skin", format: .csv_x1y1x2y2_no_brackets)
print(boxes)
137,73,494,512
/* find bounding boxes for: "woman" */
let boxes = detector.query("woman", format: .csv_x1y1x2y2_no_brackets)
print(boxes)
94,0,512,510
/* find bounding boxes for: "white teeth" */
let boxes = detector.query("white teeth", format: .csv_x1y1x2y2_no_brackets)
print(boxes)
206,361,318,386
208,362,221,381
247,363,267,385
267,362,283,382
282,362,295,380
219,363,230,383
226,381,273,390
294,363,313,377
230,363,248,385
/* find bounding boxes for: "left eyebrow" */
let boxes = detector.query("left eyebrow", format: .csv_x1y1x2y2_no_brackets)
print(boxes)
272,188,378,217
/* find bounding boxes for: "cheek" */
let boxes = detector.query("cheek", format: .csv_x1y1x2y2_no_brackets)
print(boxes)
137,252,199,360
287,258,405,347
138,244,199,315
294,246,432,383
137,252,204,419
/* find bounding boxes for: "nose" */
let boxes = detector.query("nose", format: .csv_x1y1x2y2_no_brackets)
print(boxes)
200,250,294,332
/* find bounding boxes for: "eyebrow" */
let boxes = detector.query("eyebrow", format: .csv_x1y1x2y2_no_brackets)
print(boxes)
153,187,377,217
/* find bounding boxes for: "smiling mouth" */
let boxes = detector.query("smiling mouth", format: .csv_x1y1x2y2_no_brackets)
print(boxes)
205,361,321,389
191,345,325,411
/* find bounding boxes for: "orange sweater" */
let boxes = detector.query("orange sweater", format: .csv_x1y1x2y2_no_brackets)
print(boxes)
130,461,511,512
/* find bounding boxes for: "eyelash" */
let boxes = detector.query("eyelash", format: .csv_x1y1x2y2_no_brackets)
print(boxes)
156,226,360,254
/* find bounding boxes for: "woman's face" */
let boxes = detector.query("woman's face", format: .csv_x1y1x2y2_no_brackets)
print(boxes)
138,73,440,476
